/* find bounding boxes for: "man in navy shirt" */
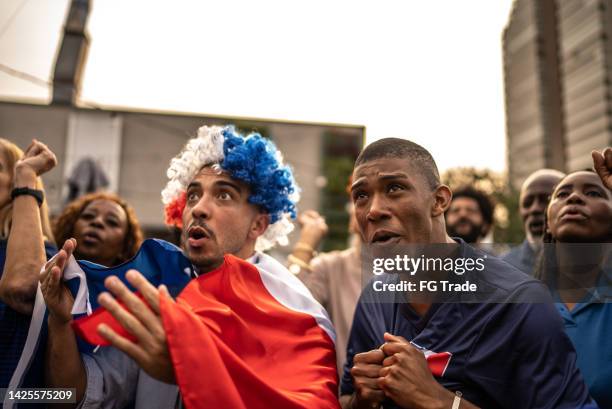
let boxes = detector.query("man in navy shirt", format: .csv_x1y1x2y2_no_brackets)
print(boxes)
340,138,596,409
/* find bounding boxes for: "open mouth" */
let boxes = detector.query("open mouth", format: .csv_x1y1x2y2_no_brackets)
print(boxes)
371,231,400,245
187,225,212,248
528,220,544,232
82,231,102,245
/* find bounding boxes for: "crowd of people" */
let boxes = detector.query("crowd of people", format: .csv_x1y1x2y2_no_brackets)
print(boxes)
0,127,610,409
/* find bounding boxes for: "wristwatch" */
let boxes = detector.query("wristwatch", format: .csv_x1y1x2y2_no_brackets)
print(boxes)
11,187,44,207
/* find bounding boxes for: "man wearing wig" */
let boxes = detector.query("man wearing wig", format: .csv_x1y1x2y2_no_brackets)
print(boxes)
42,126,339,409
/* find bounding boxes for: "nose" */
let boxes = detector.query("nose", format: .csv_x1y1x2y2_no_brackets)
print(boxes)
366,193,391,222
90,214,104,229
456,207,470,219
191,193,213,221
566,191,585,205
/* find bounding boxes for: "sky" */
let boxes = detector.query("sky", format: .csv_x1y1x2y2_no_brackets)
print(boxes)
0,0,515,173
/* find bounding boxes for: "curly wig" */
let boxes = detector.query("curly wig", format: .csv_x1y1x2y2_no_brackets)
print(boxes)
162,125,300,251
54,192,144,264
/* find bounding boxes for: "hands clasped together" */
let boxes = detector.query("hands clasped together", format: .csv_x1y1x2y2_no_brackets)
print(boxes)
350,333,453,409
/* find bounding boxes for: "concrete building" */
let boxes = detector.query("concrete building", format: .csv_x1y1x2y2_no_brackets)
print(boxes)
557,0,612,171
503,0,612,189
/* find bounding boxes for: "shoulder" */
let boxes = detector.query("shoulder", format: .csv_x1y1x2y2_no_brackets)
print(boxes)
467,244,545,301
469,284,562,350
251,251,299,279
247,252,337,341
251,252,323,299
501,242,524,261
351,274,400,325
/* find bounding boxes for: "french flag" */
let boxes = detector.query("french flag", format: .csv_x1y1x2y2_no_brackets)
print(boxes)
8,239,339,409
160,253,339,409
410,341,453,378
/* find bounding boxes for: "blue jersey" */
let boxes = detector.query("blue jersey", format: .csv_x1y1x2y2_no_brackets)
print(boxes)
0,240,57,389
62,239,194,353
5,239,194,402
555,285,612,408
341,241,596,409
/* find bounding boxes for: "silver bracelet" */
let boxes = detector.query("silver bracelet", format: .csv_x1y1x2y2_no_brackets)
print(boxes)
452,391,463,409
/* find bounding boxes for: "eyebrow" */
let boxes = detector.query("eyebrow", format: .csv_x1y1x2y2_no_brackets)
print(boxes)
378,172,410,180
584,183,606,190
556,182,606,192
351,178,366,192
187,181,201,191
106,214,124,224
351,172,410,192
82,207,123,220
215,180,243,194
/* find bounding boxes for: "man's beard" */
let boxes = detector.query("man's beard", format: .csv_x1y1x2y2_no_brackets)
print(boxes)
447,219,485,244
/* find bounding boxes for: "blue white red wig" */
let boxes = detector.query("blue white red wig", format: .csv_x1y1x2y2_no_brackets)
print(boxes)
161,125,300,251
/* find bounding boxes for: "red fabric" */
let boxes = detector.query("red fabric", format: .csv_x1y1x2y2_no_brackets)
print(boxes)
160,255,340,409
425,352,452,377
73,295,145,346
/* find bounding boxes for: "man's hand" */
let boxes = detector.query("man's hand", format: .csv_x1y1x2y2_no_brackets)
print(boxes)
96,270,176,384
349,348,386,409
592,148,612,190
297,210,329,248
40,239,77,326
379,333,454,409
14,139,57,185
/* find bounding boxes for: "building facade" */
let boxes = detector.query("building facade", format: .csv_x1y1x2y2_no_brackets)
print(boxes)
503,0,612,188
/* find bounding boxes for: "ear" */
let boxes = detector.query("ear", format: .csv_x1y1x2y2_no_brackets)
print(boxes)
431,185,452,217
248,212,270,240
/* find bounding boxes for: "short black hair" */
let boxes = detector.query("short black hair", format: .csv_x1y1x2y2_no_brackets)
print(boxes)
451,186,494,225
355,138,440,190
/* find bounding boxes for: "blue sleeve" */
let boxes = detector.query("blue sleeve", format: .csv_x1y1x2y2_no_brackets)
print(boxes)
44,241,58,260
465,282,597,409
0,242,57,388
339,287,387,397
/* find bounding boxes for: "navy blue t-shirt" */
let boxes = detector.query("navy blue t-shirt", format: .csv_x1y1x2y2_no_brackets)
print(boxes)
502,239,537,276
341,241,596,409
0,240,57,388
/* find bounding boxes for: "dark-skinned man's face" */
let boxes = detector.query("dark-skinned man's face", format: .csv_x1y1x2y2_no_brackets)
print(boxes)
520,175,561,242
445,197,487,243
351,157,436,246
